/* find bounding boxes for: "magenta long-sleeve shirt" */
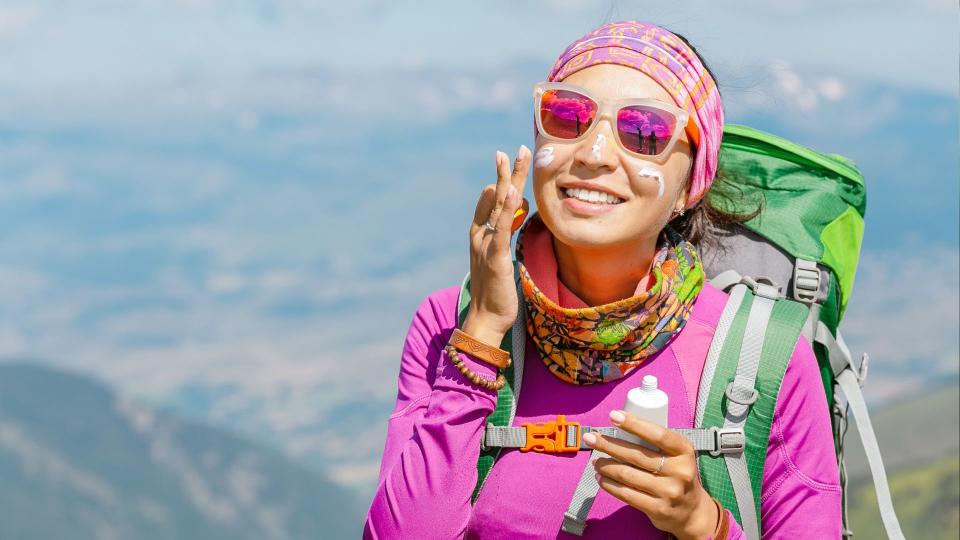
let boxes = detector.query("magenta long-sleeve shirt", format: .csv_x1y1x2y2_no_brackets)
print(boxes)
364,282,841,539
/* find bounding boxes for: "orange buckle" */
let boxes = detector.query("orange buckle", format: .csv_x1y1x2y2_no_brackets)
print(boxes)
520,415,581,453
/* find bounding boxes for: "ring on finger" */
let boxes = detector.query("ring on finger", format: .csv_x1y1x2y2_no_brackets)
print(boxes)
653,452,666,475
483,220,497,232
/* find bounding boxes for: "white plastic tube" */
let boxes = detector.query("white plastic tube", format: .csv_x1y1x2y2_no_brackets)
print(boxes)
620,375,668,451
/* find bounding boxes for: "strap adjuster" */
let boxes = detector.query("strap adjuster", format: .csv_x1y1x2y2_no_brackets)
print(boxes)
739,276,781,300
709,426,746,457
521,415,581,453
725,381,759,406
793,259,821,303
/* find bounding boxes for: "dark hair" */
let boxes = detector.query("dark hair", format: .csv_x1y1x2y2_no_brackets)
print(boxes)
663,30,763,251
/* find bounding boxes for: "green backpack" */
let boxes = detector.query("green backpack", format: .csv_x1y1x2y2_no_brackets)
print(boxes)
457,124,904,539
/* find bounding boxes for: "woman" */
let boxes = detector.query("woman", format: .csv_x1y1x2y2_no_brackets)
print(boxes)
364,21,841,539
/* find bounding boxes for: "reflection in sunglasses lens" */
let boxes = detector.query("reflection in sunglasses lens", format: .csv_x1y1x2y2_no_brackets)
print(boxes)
617,106,677,155
540,90,598,139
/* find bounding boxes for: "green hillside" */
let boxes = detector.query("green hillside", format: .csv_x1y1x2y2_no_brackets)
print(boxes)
848,453,959,540
0,363,362,540
842,384,960,539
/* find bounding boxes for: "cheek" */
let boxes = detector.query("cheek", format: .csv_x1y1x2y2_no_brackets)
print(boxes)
533,144,555,168
636,165,666,199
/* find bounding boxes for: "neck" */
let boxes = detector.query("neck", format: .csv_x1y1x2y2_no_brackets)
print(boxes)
552,234,659,306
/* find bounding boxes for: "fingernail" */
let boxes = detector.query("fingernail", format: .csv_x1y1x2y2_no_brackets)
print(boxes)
518,144,529,160
594,472,601,482
496,151,503,167
609,410,626,424
583,432,596,445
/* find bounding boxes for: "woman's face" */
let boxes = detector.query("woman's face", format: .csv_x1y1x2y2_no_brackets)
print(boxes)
532,63,694,250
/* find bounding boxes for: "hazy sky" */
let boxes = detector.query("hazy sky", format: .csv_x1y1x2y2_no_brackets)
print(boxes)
0,0,957,497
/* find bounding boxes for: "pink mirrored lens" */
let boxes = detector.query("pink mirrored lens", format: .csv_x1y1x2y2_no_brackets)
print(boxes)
617,106,677,155
539,89,598,139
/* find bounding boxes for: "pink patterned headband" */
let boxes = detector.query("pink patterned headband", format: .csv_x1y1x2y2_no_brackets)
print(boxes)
547,20,724,209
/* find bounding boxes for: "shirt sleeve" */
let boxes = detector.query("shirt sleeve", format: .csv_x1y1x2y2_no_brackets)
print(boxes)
712,335,841,540
363,287,500,539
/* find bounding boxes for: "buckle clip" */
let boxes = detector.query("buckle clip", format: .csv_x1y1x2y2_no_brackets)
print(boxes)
521,415,581,453
793,259,821,303
709,426,746,457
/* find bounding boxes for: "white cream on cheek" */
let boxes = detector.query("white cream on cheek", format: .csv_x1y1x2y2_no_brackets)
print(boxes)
534,145,555,168
591,134,606,161
637,166,666,199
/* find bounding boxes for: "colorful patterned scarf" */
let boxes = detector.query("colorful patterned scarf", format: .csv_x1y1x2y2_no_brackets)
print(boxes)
546,20,724,210
515,214,704,385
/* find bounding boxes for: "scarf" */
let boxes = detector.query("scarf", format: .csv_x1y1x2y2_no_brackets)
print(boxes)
546,20,724,209
515,213,704,385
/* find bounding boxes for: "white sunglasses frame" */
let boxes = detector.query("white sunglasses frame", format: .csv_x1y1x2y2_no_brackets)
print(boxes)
533,81,693,164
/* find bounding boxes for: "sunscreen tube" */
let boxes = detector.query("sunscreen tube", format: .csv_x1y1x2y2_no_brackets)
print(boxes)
620,375,668,451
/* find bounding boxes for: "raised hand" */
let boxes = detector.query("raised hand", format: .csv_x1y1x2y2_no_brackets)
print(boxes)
461,146,531,348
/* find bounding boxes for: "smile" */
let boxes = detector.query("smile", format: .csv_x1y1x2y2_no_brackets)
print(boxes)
561,187,625,205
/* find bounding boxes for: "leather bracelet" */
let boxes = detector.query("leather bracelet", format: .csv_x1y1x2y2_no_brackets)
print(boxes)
444,345,506,391
449,328,512,369
711,497,730,540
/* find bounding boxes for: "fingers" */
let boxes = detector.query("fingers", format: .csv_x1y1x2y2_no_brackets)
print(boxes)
510,144,531,198
490,145,530,229
486,150,513,228
592,456,660,495
583,430,664,471
608,410,693,456
471,184,497,237
594,472,663,516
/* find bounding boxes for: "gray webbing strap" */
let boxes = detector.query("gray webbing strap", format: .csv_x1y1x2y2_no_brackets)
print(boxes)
696,283,748,427
816,325,905,540
836,369,904,540
815,320,856,378
721,288,776,540
561,446,608,536
482,425,738,454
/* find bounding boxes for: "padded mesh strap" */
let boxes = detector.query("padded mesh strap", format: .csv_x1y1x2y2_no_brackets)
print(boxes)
696,283,748,427
721,291,776,540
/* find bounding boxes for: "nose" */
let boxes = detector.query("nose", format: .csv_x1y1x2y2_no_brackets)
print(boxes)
573,118,618,172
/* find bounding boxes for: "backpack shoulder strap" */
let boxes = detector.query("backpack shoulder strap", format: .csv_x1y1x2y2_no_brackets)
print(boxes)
696,277,809,540
458,261,525,505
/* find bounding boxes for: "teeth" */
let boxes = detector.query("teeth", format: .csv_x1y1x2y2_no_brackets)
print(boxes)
564,188,623,204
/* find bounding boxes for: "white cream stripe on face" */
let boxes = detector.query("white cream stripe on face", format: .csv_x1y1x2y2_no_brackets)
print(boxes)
637,166,665,199
591,133,606,161
534,145,555,168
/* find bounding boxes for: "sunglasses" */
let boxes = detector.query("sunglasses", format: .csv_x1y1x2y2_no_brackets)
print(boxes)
533,82,700,162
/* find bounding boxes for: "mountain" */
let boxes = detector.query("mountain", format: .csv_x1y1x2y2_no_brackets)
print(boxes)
0,363,362,540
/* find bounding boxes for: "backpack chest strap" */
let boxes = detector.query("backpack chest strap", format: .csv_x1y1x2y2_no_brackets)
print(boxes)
482,422,745,455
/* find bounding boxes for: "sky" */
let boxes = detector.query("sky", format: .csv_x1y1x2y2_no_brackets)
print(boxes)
0,0,957,500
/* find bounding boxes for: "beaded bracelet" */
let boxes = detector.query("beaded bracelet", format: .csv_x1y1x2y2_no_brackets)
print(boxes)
443,344,507,391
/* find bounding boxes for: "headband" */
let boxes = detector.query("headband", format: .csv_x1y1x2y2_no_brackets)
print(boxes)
546,20,724,209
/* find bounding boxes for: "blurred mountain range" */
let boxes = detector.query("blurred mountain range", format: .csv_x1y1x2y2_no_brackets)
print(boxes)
0,363,361,540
